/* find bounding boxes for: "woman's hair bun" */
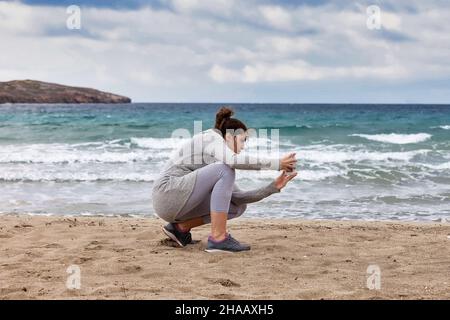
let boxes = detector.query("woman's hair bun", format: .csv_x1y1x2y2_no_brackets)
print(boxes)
215,107,234,130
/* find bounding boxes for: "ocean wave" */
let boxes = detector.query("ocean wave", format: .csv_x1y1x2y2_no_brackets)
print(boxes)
297,147,430,163
236,168,344,181
349,133,432,144
0,171,158,182
1,140,443,167
2,159,444,184
0,168,340,183
438,125,450,130
420,162,450,170
130,137,190,149
254,123,352,131
131,136,295,150
298,169,345,181
246,137,295,149
0,143,171,164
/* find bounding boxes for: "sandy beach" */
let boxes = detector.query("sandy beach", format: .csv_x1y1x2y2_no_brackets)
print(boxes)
0,214,449,300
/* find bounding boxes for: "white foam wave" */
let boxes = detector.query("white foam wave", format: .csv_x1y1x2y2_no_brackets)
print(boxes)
245,137,295,149
420,162,450,170
349,133,431,144
130,137,190,149
236,171,278,180
438,125,450,130
0,143,171,164
131,136,295,150
297,147,430,163
0,171,158,182
236,168,344,181
298,169,345,181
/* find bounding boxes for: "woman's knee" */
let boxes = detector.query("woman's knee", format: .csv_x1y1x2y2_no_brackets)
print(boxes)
206,163,235,189
213,162,235,179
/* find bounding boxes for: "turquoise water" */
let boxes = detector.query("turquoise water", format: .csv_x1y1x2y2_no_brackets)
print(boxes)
0,103,449,221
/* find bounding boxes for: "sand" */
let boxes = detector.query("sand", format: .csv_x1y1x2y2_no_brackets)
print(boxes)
0,214,449,300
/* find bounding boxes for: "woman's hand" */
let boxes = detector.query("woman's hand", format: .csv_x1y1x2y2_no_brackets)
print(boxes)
280,153,297,172
274,170,298,190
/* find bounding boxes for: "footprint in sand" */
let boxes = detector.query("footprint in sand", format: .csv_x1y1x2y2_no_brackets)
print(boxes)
158,238,180,248
113,247,134,253
84,240,106,251
214,279,241,288
157,237,202,248
0,233,13,239
42,243,64,249
14,223,33,228
208,256,224,264
213,293,237,299
74,257,94,264
123,265,143,273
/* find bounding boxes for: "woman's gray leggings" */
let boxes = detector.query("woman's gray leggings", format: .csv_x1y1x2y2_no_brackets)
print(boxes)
173,163,247,224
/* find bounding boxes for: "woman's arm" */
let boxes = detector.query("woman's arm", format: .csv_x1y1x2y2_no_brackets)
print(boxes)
231,171,298,206
203,130,280,170
231,182,280,206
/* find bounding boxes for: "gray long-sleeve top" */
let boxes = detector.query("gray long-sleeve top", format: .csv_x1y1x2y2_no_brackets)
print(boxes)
231,183,280,206
152,128,280,220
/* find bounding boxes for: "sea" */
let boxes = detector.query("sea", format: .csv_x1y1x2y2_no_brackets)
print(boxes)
0,103,449,221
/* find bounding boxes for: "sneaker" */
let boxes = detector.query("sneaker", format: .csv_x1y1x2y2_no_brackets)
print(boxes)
162,223,192,247
205,233,251,253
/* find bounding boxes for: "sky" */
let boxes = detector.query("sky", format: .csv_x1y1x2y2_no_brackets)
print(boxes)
1,0,450,103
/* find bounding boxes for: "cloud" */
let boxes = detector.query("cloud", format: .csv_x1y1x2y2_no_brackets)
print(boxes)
168,0,234,16
0,0,450,102
209,61,410,83
259,5,293,31
22,0,164,9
